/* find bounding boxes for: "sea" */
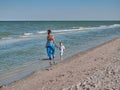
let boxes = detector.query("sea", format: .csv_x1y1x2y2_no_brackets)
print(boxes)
0,21,120,86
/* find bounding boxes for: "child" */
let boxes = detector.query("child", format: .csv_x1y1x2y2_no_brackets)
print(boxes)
59,42,65,61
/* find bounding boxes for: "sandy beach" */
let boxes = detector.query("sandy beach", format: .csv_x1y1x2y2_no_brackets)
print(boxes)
0,38,120,90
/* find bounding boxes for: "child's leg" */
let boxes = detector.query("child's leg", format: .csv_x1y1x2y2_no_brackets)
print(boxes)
60,51,63,61
60,55,62,61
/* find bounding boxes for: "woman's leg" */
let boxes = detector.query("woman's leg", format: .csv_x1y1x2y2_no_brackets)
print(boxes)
52,45,55,64
47,47,52,65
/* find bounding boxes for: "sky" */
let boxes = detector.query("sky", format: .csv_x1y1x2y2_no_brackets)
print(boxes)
0,0,120,21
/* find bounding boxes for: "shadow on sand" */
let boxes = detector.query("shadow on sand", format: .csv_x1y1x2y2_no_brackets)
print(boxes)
42,58,49,60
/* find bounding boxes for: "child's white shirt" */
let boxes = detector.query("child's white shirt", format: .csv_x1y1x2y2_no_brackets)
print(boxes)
59,45,65,53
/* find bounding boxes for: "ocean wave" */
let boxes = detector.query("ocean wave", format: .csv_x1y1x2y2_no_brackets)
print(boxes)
0,38,23,45
21,24,120,36
23,33,33,36
0,37,31,45
1,37,13,40
72,24,120,31
36,24,120,34
0,24,120,45
19,33,33,38
37,31,46,34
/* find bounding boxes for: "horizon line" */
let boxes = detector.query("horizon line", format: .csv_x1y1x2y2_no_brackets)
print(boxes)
0,20,120,22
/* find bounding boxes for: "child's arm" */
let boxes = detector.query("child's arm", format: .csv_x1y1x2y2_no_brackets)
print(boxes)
63,46,65,51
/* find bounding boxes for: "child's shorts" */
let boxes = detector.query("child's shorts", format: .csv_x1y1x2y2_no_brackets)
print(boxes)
60,51,63,56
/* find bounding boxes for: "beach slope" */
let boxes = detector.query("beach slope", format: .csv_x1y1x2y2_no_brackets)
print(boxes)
1,38,120,90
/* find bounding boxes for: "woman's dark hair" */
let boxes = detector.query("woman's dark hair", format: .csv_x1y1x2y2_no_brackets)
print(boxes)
48,30,52,35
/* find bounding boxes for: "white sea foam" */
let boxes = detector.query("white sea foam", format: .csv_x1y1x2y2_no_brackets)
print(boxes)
19,33,33,38
37,31,46,34
24,33,33,36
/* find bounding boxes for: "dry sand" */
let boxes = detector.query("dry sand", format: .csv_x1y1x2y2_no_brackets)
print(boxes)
0,38,120,90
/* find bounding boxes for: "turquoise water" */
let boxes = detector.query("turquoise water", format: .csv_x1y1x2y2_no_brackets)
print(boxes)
0,21,120,85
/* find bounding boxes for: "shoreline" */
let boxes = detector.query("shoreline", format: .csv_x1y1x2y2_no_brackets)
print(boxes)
1,37,120,90
0,37,110,86
0,37,117,86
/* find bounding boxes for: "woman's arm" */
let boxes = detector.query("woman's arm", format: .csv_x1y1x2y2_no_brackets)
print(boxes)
52,35,58,48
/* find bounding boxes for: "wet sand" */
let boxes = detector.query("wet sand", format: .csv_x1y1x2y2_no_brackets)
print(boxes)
1,38,120,90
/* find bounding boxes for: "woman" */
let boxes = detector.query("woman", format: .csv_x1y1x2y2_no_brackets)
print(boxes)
46,30,57,65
